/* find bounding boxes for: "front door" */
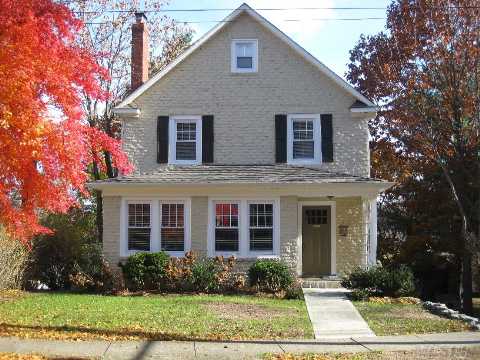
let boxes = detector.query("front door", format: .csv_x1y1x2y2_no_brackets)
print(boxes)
302,206,331,276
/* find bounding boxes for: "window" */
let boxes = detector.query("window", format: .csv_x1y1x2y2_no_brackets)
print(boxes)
249,203,273,251
287,114,321,164
128,203,151,251
306,209,328,225
209,199,279,257
169,116,202,164
215,203,239,251
293,119,314,159
176,123,196,160
161,203,184,252
231,39,258,73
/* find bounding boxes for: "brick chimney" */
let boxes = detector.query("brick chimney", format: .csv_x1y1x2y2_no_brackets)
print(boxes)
131,12,149,91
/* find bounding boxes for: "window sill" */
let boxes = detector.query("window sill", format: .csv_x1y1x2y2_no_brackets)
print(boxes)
212,252,279,259
287,160,321,165
169,161,201,166
230,72,258,76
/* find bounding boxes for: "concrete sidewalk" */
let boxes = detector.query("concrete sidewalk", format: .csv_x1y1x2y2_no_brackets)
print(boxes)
303,288,375,338
0,332,479,359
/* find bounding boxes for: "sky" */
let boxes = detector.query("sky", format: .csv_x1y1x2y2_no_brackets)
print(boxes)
162,0,391,79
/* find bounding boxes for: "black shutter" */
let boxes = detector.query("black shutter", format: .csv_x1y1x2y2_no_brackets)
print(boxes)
157,116,169,164
275,114,287,163
202,115,214,163
321,114,333,163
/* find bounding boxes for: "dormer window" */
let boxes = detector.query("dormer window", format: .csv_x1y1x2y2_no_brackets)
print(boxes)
231,39,258,73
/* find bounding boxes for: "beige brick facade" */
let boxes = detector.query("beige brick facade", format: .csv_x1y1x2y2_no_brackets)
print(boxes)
102,10,376,278
103,194,367,276
102,196,121,267
123,12,370,177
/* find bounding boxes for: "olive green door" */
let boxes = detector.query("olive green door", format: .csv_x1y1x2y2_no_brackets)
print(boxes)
302,206,331,276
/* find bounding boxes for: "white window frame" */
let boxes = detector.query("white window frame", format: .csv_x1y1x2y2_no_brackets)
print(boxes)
168,115,202,165
120,197,191,258
247,200,276,255
211,200,242,256
287,113,322,165
207,198,280,258
231,39,258,73
125,200,152,253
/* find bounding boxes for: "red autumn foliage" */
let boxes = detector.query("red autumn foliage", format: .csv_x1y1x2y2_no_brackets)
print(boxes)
0,0,133,243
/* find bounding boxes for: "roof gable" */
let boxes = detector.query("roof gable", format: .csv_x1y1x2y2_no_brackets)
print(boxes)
116,3,374,109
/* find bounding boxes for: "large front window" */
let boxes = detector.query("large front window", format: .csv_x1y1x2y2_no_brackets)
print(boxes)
122,199,190,257
210,199,278,256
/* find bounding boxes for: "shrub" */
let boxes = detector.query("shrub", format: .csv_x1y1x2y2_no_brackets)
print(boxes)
349,288,372,301
284,282,304,300
0,228,29,290
191,258,220,292
248,259,293,292
28,206,97,290
121,252,170,291
342,265,416,298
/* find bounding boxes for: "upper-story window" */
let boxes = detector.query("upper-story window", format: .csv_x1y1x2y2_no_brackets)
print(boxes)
231,39,258,73
169,116,202,165
287,114,321,164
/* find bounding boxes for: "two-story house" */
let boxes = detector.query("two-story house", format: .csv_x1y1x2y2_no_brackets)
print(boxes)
91,3,392,281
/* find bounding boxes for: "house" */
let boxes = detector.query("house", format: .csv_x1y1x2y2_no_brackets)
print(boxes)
91,3,392,280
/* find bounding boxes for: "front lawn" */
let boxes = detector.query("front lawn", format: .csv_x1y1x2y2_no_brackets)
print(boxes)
353,302,471,335
0,292,313,341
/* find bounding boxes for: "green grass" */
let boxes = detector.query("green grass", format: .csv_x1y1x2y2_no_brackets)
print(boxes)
263,347,480,359
0,292,313,341
353,302,471,336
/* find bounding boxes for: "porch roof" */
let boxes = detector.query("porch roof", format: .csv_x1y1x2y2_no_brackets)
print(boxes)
91,164,389,186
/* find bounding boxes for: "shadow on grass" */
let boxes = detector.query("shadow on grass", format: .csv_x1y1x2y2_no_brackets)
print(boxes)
1,323,480,350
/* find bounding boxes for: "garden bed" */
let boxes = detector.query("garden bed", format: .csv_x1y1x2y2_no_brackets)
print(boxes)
353,301,471,335
0,292,313,341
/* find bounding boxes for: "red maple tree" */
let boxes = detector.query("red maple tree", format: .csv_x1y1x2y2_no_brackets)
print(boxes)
0,0,132,243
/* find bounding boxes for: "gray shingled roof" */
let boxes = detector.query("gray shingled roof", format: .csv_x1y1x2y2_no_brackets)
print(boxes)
93,164,386,185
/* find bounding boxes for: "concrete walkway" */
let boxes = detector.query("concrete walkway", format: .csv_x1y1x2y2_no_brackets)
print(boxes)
303,288,375,339
0,332,479,359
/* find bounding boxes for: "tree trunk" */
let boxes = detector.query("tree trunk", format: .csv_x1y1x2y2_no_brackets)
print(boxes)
91,159,103,242
460,250,473,315
95,190,103,243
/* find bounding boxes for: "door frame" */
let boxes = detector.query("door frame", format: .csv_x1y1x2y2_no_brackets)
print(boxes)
297,201,336,276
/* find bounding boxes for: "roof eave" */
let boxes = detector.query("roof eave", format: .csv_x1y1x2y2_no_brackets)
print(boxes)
112,107,141,118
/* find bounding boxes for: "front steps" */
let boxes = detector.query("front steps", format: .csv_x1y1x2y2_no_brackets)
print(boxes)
300,277,343,289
